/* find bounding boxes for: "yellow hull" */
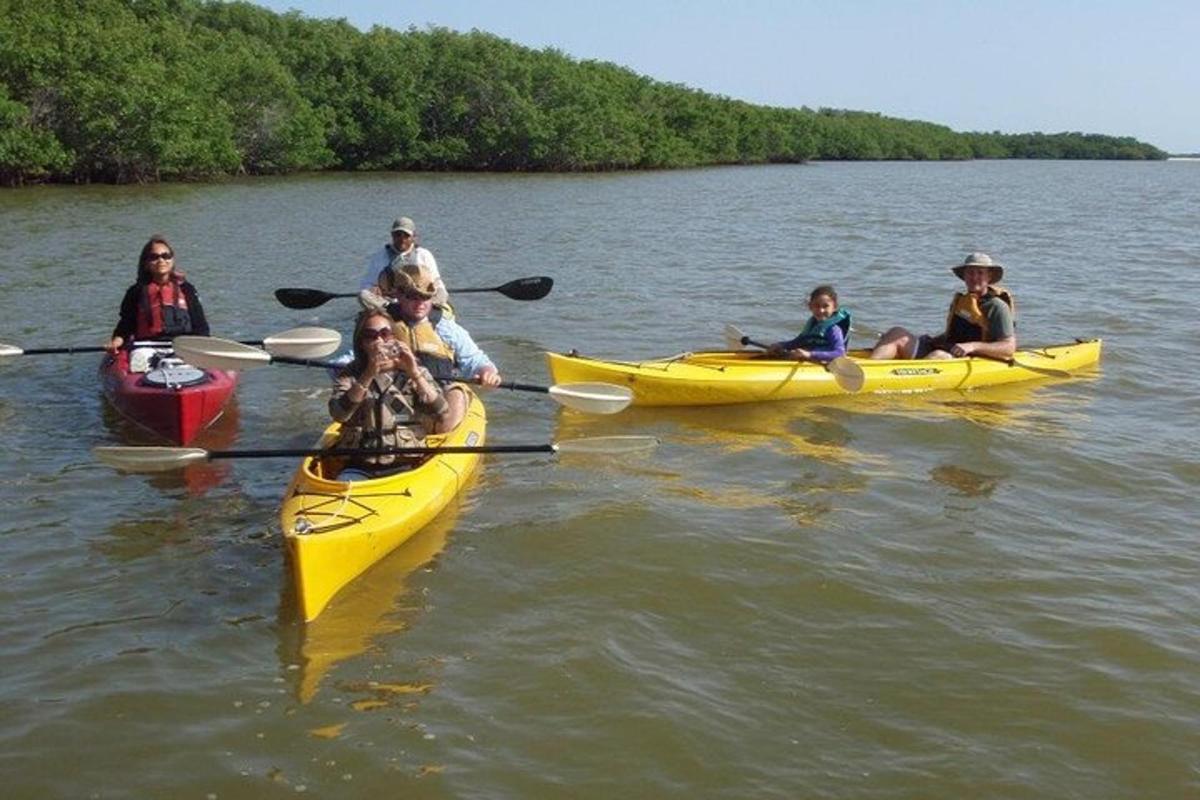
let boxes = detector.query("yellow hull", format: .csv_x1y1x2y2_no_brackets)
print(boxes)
279,391,486,622
546,340,1102,406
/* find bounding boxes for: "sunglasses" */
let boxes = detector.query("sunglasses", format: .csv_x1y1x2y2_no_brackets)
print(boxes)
361,327,394,341
392,231,413,239
401,291,432,301
146,251,173,261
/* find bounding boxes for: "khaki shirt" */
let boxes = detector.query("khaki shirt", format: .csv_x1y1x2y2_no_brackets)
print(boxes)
329,366,446,468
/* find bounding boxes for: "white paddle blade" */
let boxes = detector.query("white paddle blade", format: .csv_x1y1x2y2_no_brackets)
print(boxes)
0,344,25,361
94,446,210,472
723,324,748,351
554,435,660,455
261,326,342,358
547,382,634,414
172,336,271,371
828,356,866,393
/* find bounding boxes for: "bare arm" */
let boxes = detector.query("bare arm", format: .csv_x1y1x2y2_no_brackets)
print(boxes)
951,336,1016,359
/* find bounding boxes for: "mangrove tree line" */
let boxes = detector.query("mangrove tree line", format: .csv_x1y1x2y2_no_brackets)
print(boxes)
0,0,1168,185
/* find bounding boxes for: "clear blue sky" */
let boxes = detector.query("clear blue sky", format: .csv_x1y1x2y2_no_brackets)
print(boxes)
255,0,1198,153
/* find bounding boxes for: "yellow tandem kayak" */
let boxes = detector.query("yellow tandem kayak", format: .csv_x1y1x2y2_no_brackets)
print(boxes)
545,339,1102,407
279,390,486,622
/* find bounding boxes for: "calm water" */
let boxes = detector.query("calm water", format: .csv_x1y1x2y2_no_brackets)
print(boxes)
1,161,1197,798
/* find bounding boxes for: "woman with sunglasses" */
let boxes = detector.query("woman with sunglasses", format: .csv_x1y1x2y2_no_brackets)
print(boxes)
328,310,452,477
106,235,210,352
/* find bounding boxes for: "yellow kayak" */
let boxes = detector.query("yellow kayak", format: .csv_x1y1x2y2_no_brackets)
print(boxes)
546,339,1102,406
279,390,486,622
280,502,465,703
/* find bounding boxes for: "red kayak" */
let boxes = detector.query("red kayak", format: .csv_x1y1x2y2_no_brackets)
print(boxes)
99,348,238,445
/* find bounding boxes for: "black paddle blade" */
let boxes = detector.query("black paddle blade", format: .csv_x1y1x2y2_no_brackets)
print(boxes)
275,288,338,309
499,276,553,301
275,288,359,309
453,276,554,300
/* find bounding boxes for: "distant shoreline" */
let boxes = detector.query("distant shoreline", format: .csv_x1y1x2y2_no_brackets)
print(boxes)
1,4,1168,186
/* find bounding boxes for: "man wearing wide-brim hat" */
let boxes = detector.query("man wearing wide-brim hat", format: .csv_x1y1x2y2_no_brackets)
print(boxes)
870,252,1017,360
377,261,502,431
358,216,448,306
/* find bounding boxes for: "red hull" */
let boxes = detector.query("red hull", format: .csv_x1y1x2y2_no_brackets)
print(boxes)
100,351,239,445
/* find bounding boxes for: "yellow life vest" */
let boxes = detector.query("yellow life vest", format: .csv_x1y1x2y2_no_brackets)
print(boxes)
391,317,456,380
944,286,1015,344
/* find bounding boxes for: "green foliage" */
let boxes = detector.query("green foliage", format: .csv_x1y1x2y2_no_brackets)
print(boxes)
965,131,1166,160
0,83,71,185
0,0,1169,184
203,30,333,172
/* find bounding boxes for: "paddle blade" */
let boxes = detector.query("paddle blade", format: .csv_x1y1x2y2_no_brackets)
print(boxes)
0,344,25,362
173,336,271,371
547,382,634,414
453,276,554,300
94,446,210,472
554,435,660,455
261,327,342,358
1007,358,1072,378
828,356,866,393
275,288,336,309
497,276,553,301
723,324,749,351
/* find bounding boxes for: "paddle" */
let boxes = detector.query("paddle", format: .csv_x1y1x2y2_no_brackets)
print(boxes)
844,322,1072,377
171,335,634,415
475,379,633,414
0,342,168,358
723,324,866,393
251,327,343,359
0,326,342,363
274,276,554,310
970,353,1073,378
94,435,659,473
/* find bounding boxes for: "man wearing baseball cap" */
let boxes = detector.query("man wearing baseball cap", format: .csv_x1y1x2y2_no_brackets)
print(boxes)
358,216,448,306
870,252,1016,360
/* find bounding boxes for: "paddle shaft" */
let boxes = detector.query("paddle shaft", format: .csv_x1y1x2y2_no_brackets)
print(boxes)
762,338,1067,381
21,345,124,355
849,323,1070,375
272,355,339,368
740,334,844,361
275,277,551,309
267,355,555,394
975,352,1072,377
491,380,550,394
17,338,270,356
760,323,1068,377
208,444,556,460
739,335,773,350
739,333,823,360
453,284,531,294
